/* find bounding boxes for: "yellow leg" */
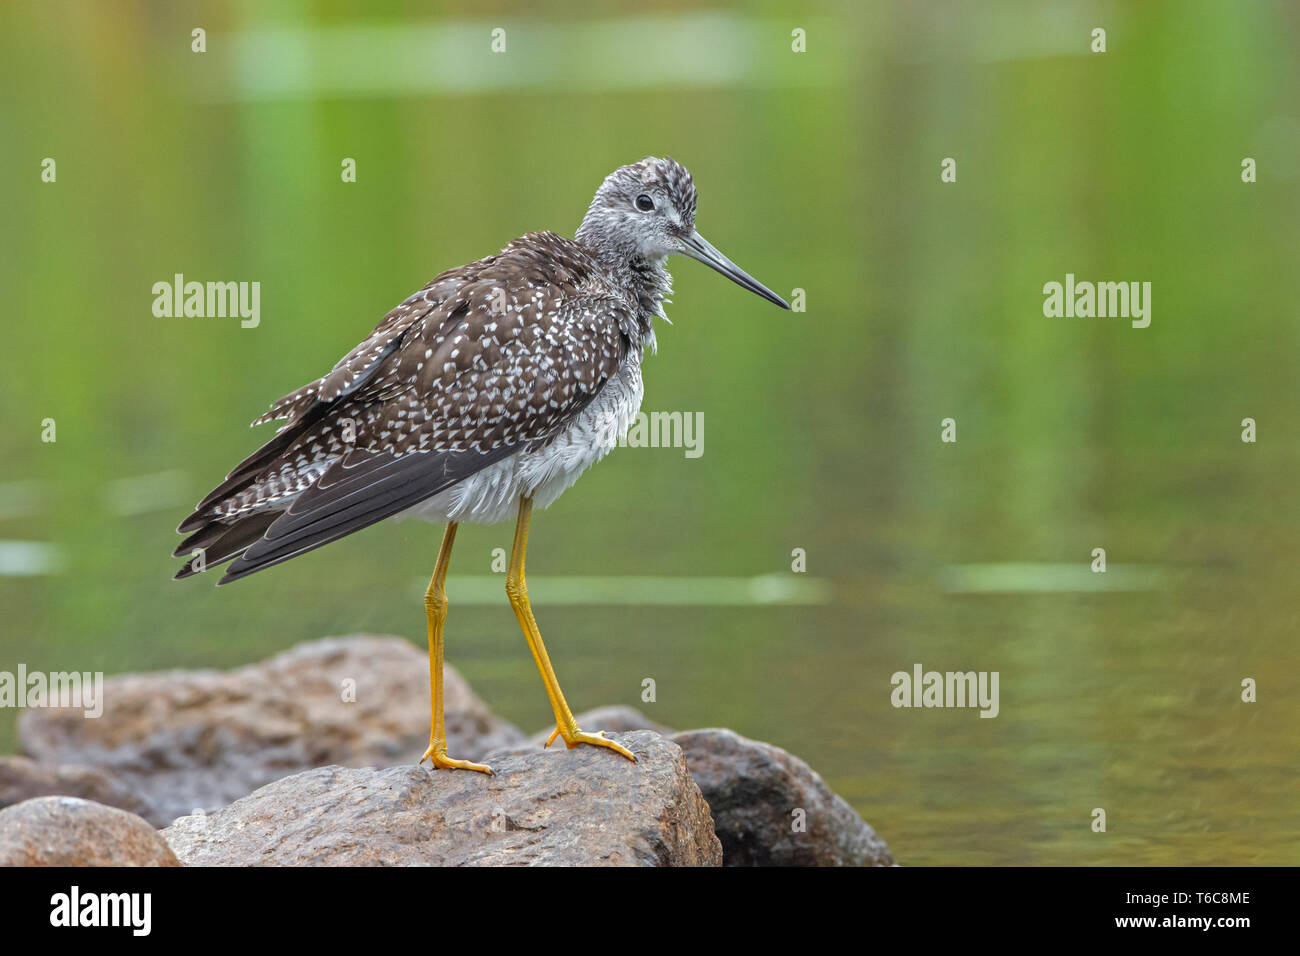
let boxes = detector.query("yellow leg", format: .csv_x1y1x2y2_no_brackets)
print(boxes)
420,521,492,774
506,496,636,763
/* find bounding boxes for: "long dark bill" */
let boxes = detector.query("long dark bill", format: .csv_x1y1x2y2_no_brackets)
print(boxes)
680,231,791,309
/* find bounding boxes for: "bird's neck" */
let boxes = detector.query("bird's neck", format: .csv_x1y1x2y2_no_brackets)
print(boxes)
576,237,670,352
612,253,671,346
573,217,670,351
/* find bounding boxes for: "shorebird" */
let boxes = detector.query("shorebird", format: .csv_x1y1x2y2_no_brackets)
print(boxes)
175,157,789,773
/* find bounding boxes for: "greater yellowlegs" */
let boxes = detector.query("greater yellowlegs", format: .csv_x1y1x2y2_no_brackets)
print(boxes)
175,157,789,773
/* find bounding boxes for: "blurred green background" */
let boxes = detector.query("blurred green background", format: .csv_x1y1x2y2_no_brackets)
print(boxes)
1,0,1297,864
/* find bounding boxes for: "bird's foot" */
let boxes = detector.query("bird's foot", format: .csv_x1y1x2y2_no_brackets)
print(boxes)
544,726,637,762
420,741,493,774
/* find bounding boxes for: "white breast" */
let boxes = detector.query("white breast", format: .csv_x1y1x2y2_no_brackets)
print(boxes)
399,354,645,527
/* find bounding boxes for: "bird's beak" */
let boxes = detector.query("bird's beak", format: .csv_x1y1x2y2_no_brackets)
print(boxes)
679,231,791,310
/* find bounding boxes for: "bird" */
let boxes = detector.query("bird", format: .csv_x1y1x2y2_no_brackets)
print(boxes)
174,156,790,774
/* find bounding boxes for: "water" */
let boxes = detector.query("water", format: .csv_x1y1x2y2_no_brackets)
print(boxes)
1,0,1296,864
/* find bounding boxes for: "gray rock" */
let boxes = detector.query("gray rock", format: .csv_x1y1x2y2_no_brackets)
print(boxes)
19,635,525,824
0,756,160,825
525,706,675,749
0,796,179,866
673,728,894,866
164,731,720,866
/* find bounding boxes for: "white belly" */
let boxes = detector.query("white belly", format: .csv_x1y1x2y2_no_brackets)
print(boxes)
399,356,645,527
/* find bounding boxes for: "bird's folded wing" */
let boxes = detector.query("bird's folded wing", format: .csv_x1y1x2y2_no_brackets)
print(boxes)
249,272,477,429
185,234,638,582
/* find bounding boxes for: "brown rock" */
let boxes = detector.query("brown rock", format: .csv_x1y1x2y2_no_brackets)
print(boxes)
163,731,720,866
19,636,525,823
0,796,179,866
0,756,159,825
673,728,894,866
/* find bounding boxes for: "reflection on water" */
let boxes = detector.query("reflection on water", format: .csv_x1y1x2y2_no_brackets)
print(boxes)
1,1,1297,864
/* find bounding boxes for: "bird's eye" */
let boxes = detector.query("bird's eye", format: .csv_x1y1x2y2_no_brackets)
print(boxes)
635,194,655,212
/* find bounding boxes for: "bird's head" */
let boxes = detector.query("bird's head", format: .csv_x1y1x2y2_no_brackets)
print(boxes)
577,156,790,310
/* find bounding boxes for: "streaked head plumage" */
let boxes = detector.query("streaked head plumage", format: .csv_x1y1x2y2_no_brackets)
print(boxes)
577,156,697,261
576,156,789,310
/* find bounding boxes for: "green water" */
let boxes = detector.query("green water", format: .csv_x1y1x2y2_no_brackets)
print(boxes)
1,1,1297,864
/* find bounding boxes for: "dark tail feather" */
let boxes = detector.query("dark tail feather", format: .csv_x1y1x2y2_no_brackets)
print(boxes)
177,404,328,534
173,511,282,579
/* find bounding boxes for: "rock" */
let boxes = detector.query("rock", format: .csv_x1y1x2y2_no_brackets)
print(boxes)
525,706,675,748
0,756,160,825
164,731,720,866
19,636,526,824
0,796,179,866
672,729,894,866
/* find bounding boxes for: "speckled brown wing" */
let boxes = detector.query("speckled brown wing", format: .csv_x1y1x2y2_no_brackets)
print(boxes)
176,232,633,583
178,269,479,531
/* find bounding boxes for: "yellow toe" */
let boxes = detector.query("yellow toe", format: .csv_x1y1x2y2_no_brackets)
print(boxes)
560,728,637,762
421,743,493,774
